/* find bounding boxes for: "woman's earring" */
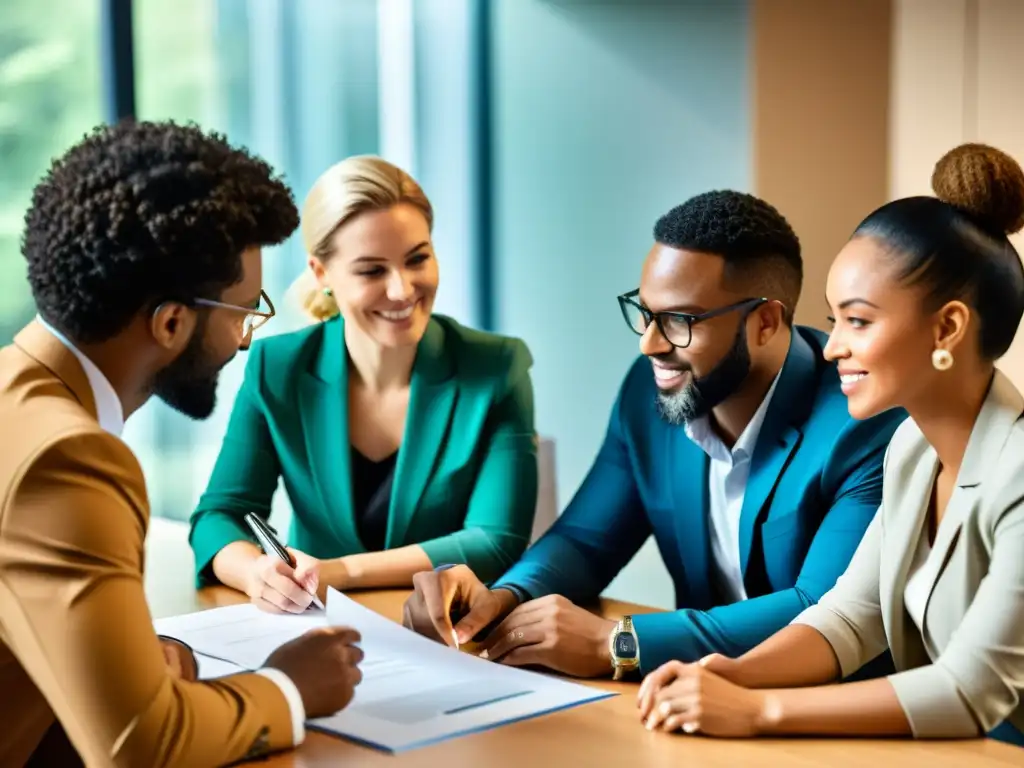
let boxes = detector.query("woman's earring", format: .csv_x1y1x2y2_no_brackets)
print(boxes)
322,287,334,298
932,348,954,371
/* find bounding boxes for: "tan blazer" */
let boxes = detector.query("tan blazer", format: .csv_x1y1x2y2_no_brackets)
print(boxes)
0,323,295,767
794,370,1024,738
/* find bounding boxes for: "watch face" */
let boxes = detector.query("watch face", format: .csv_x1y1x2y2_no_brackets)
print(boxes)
614,632,637,658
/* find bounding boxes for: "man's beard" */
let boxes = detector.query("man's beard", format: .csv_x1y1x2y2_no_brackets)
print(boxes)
655,324,752,426
151,317,231,420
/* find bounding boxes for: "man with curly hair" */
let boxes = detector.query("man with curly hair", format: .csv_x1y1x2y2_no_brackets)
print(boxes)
0,121,363,767
403,191,907,682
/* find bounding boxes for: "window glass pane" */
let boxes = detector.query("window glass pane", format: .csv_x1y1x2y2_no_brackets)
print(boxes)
0,1,102,344
130,0,380,523
134,0,220,125
130,0,246,523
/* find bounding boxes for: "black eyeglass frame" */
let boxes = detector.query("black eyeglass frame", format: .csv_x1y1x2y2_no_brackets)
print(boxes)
617,290,768,349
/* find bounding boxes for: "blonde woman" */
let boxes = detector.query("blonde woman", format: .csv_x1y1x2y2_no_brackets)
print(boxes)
189,156,538,612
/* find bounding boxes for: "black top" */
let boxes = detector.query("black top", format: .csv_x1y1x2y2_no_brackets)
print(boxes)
351,446,397,552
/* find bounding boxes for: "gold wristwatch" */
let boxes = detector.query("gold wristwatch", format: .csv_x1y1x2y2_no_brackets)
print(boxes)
609,615,640,681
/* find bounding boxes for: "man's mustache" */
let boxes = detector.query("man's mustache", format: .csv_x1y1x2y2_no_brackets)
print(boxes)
650,355,691,374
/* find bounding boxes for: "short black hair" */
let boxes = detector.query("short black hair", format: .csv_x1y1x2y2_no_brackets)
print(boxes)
653,190,802,324
22,120,299,344
854,143,1024,360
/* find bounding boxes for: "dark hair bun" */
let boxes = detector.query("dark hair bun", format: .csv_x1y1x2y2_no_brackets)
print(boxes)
931,143,1024,235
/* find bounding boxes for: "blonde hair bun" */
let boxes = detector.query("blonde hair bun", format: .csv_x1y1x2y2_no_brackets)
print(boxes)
286,268,340,323
931,142,1024,235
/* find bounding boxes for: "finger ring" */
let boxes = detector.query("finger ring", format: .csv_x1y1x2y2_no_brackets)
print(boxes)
516,630,524,639
508,630,516,641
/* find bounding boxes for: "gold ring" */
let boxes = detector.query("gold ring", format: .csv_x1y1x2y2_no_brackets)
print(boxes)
516,630,524,639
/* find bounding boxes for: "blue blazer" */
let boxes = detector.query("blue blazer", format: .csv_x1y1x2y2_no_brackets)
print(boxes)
495,327,906,673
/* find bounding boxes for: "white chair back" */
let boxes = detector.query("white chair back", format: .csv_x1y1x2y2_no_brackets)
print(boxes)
532,436,558,542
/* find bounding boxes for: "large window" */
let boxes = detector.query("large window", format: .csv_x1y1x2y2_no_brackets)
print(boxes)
124,0,243,523
134,0,222,126
1,0,481,530
0,1,102,344
126,0,382,523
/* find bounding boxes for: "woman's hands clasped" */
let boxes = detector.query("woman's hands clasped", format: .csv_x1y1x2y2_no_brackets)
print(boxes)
637,655,779,737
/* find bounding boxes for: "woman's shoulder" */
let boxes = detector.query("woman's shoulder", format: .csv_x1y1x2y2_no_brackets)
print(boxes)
886,415,926,458
984,419,1024,512
883,382,1024,527
247,318,335,380
430,314,533,381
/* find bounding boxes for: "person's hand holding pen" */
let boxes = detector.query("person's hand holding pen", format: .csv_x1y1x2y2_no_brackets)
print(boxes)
246,548,323,614
244,513,326,614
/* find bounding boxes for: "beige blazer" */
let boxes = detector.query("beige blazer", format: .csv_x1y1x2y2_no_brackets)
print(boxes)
0,323,294,767
794,370,1024,738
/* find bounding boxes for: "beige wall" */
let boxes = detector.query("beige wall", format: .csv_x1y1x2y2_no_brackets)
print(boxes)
752,0,892,329
891,0,1024,384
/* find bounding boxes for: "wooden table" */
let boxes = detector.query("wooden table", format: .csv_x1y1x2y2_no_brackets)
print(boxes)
159,588,1023,768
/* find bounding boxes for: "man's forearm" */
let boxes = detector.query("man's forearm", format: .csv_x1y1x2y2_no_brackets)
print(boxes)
632,589,843,676
494,533,622,607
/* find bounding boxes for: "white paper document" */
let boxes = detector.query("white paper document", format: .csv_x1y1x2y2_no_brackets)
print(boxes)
154,588,614,752
194,653,245,679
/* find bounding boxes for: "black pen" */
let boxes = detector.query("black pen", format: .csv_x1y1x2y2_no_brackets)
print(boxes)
244,512,325,610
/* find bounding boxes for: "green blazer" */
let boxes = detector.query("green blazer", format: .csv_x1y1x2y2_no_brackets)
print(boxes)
189,314,538,587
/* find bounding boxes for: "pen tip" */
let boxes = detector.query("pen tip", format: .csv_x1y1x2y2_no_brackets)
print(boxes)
452,629,460,650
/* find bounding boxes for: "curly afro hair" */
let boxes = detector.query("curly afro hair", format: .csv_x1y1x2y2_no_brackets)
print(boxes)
22,120,299,344
654,190,802,323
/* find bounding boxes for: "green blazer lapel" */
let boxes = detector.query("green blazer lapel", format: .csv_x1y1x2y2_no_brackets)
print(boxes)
386,318,457,548
299,318,361,550
737,332,813,577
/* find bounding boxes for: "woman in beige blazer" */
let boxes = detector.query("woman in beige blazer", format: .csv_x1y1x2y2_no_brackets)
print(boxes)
636,142,1024,747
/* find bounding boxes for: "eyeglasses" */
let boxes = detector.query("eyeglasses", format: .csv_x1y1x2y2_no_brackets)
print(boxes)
617,290,767,349
192,289,276,341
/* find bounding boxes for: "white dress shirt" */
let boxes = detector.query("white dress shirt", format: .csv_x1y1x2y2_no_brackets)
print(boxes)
37,316,125,435
37,317,307,745
684,374,781,604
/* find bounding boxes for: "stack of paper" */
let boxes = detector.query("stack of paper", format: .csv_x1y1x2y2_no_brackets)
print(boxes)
154,588,614,752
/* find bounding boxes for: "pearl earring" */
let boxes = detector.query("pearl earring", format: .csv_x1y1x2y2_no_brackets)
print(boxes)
932,348,953,371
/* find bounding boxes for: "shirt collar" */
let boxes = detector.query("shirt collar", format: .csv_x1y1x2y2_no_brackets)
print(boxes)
685,372,781,464
36,315,125,436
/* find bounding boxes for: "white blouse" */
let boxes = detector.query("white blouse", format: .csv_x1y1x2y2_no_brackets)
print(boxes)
904,525,939,632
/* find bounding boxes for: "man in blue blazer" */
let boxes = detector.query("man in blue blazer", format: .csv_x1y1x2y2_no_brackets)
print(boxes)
403,191,905,679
